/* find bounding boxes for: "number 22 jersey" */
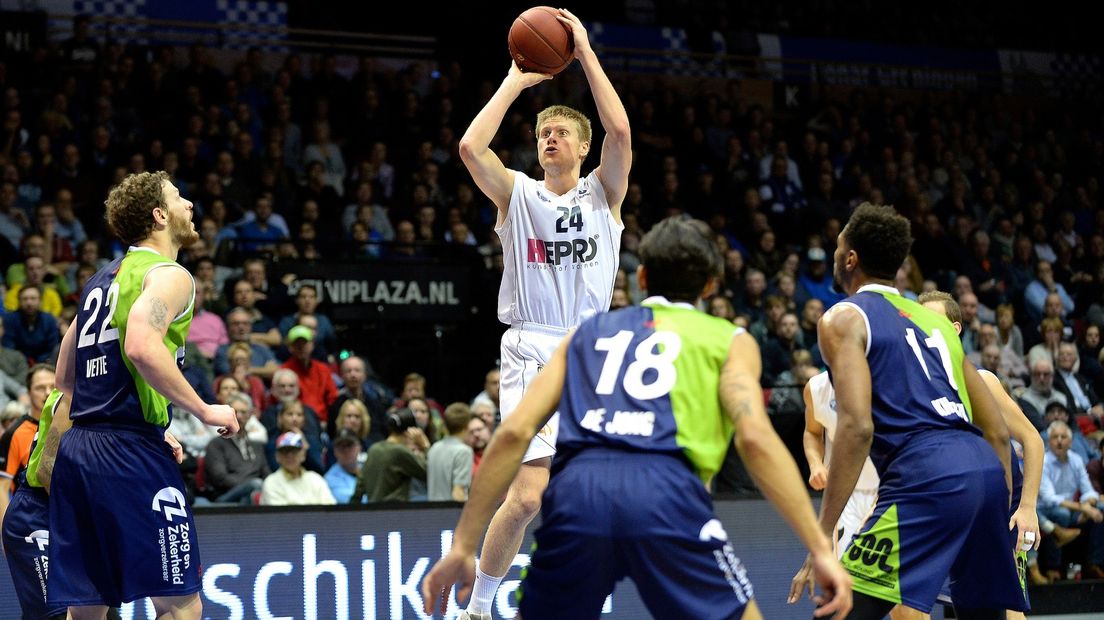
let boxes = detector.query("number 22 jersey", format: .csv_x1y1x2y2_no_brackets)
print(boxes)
829,284,981,476
71,247,195,428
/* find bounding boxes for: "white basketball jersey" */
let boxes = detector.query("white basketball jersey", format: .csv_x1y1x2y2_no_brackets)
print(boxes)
809,371,880,492
496,170,623,328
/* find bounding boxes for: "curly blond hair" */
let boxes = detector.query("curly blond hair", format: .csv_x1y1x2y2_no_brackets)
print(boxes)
105,171,169,246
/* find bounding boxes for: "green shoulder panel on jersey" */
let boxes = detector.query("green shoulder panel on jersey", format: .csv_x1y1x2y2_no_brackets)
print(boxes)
113,250,195,427
650,304,739,485
872,291,973,421
24,389,63,488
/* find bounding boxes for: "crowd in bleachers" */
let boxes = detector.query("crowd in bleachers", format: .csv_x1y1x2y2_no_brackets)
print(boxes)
1,14,1103,581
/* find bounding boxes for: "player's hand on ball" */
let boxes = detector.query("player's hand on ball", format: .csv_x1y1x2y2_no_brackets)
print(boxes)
555,8,590,57
810,550,852,619
508,61,552,88
421,550,475,615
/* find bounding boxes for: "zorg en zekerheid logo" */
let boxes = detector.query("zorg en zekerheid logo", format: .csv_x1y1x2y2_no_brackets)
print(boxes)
526,235,600,267
152,487,193,585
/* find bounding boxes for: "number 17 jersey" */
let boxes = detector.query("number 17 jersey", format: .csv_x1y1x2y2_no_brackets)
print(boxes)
71,247,194,428
830,284,980,475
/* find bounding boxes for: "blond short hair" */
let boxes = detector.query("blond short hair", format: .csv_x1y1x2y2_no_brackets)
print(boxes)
535,105,592,146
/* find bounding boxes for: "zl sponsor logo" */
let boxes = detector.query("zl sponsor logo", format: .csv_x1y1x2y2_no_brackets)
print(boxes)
152,487,188,522
24,529,49,551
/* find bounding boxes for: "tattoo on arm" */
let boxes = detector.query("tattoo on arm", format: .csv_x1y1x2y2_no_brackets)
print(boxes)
149,297,169,330
38,427,63,490
720,366,757,420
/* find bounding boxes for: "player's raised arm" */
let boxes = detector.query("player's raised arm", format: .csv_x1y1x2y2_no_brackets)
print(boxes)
125,266,237,434
962,359,1012,495
720,331,851,619
421,335,570,615
816,304,874,538
459,63,549,218
557,9,631,215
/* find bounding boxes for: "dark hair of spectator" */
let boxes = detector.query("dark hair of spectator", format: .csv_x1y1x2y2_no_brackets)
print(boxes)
842,203,912,281
105,171,169,246
638,216,722,303
918,291,963,325
26,363,56,391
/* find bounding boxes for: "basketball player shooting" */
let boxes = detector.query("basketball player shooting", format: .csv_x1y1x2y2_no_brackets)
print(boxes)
454,8,630,619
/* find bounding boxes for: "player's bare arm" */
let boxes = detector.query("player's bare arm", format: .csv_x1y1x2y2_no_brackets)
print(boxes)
36,393,72,493
421,335,570,615
720,332,851,619
55,320,78,396
458,62,548,218
816,304,874,537
978,371,1042,550
961,360,1011,494
802,382,829,491
557,9,631,217
126,266,238,435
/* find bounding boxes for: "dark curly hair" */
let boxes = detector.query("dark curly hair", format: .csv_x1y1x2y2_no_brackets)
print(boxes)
105,171,169,246
843,203,912,280
639,216,723,303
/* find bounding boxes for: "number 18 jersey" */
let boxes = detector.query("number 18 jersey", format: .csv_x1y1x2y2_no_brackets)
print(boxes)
556,297,739,485
830,284,980,475
71,247,194,428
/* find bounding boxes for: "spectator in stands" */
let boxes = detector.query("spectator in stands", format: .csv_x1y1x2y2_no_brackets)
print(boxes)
230,278,281,348
0,322,29,386
1028,317,1065,368
1025,261,1075,326
427,402,473,502
281,325,337,424
470,368,500,414
796,247,843,308
957,291,984,354
1021,358,1070,426
216,341,267,412
2,285,58,363
1089,436,1104,495
331,355,391,444
350,408,428,503
261,431,336,506
203,392,270,504
761,312,803,385
1054,342,1104,423
262,369,325,473
213,307,278,379
466,415,491,478
1039,402,1098,463
1037,420,1104,580
1079,325,1104,387
236,194,287,254
996,303,1025,359
240,257,292,320
333,398,372,451
186,278,228,362
4,256,63,317
324,429,363,503
278,284,336,355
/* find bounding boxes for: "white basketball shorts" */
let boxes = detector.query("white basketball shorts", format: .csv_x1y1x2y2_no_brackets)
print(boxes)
499,322,569,463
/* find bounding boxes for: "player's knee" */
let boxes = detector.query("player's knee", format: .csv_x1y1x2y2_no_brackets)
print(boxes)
508,486,543,521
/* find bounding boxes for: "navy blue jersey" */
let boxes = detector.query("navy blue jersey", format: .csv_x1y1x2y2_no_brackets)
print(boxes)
556,299,739,485
829,285,980,475
71,249,193,427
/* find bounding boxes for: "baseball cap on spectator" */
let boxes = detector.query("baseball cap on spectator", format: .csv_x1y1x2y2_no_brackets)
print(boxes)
287,325,313,344
275,431,304,450
807,247,827,262
333,428,359,447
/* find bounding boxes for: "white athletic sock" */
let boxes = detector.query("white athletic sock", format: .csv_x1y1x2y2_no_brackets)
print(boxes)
467,567,504,614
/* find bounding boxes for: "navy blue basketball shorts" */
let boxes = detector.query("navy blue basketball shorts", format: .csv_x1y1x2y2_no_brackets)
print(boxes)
517,449,754,620
841,433,1027,613
3,484,66,619
48,423,201,608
